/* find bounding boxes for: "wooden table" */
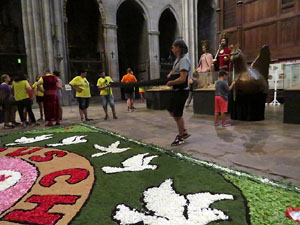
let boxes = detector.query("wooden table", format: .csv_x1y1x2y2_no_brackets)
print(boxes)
193,88,215,115
145,89,172,110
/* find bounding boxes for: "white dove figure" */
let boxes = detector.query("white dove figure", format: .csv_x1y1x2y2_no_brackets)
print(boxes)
46,135,87,147
6,134,54,146
114,179,234,225
102,153,158,173
91,141,130,158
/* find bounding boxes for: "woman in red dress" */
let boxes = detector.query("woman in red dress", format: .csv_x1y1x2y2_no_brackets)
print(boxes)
38,72,61,126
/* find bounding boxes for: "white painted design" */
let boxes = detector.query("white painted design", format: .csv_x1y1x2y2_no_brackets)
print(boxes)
0,170,22,192
6,134,53,146
102,153,158,173
114,179,234,225
47,135,87,147
92,141,130,158
290,211,300,221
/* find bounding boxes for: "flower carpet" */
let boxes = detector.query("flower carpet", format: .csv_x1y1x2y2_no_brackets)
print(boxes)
0,124,299,225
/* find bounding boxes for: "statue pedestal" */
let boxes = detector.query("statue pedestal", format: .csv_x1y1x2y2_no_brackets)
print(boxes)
284,88,300,124
230,93,267,121
193,89,215,115
145,90,172,110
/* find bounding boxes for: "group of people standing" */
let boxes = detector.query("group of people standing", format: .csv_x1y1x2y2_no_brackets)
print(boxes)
68,68,141,122
0,71,63,128
0,36,233,148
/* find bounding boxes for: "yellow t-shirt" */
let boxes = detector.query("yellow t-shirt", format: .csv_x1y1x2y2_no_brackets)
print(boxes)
13,80,30,101
139,87,145,93
32,82,44,97
97,77,113,96
69,76,91,98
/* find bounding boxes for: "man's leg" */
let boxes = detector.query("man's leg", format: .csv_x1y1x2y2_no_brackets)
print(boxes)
215,112,219,124
127,98,131,109
38,102,43,120
83,98,92,120
24,99,36,123
83,109,88,120
78,98,84,121
221,112,226,123
109,95,117,118
174,116,185,137
79,109,84,121
16,101,25,123
102,96,108,117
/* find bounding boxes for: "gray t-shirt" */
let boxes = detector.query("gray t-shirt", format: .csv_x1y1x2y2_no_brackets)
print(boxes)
171,54,191,90
215,80,229,100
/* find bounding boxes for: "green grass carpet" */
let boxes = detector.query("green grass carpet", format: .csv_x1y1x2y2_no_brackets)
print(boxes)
0,124,299,225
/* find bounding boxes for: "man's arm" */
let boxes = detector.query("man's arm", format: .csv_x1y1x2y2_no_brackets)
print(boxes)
167,70,188,86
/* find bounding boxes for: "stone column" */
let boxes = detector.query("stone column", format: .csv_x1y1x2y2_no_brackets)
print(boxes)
31,0,45,75
25,0,39,79
21,0,33,78
182,0,197,70
42,0,55,72
148,31,160,80
103,23,121,100
53,0,68,84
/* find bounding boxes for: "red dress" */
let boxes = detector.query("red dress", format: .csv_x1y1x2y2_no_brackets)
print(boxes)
42,75,60,122
218,47,231,71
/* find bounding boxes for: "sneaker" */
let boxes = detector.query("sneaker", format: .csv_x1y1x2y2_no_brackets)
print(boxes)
85,118,93,122
4,125,14,129
22,122,27,128
113,115,118,120
222,122,232,127
37,118,43,121
171,135,184,146
182,132,191,139
104,115,109,120
214,122,222,126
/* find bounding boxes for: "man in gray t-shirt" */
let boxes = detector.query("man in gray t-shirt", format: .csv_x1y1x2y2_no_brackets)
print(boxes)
170,54,191,90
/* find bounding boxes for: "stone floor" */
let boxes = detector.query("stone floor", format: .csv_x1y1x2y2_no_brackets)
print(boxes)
1,99,300,186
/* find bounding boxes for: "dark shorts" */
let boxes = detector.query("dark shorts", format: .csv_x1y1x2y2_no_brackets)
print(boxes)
36,96,44,103
167,90,189,117
125,92,134,100
77,97,90,110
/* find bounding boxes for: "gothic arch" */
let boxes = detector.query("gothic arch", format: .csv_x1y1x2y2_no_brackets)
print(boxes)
115,0,150,28
158,4,181,33
63,0,106,23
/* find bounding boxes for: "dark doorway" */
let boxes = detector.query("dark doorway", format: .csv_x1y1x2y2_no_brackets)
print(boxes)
117,0,149,99
66,0,105,95
0,0,27,77
197,0,215,59
159,9,178,79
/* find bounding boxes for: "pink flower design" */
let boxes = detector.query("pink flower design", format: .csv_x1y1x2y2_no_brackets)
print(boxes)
0,157,38,214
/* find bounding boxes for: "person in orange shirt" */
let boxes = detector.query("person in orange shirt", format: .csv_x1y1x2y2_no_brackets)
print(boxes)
121,68,137,112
